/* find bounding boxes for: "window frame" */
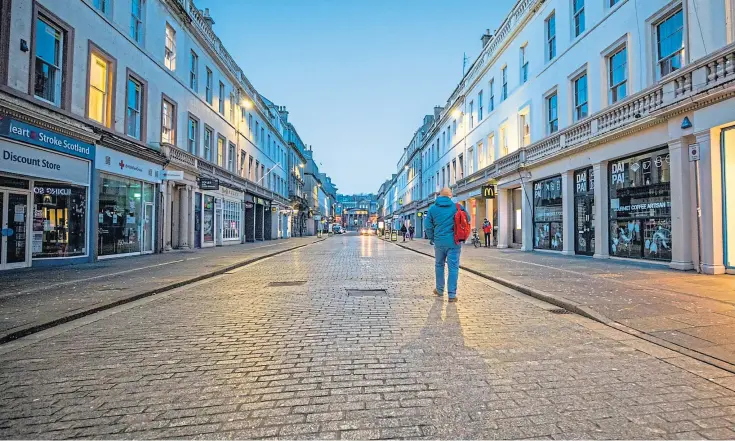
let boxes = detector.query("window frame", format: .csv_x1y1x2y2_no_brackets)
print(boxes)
478,90,484,120
218,81,225,114
546,12,557,62
519,107,531,148
606,42,629,104
545,88,559,135
203,124,214,162
572,70,589,122
228,142,236,172
489,78,495,111
217,134,226,167
189,50,198,91
186,113,199,155
130,0,144,44
520,44,529,84
85,41,117,128
124,68,148,142
205,67,213,104
653,6,685,80
29,4,75,110
160,93,177,145
572,0,586,38
164,23,176,71
501,66,508,100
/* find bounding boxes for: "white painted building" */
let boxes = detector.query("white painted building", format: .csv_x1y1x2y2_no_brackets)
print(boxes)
0,0,333,270
385,0,735,274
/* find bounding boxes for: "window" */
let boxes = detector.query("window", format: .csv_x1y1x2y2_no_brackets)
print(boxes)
93,0,109,14
609,46,628,103
218,82,225,114
222,200,242,240
34,182,87,258
469,101,474,128
520,112,531,147
34,17,64,106
501,66,508,100
478,90,484,120
189,51,198,90
187,116,198,155
164,24,175,70
228,143,235,172
468,148,474,175
520,45,528,84
489,79,495,111
240,151,246,175
88,49,114,127
260,128,265,148
488,134,495,164
656,9,684,78
205,68,213,104
500,126,508,156
255,121,259,143
248,115,253,140
546,13,556,61
125,75,144,140
248,156,254,180
267,134,271,156
130,0,143,43
573,73,588,121
217,136,225,167
229,92,235,122
610,0,621,6
161,97,176,144
203,126,213,162
441,167,445,187
573,0,585,37
547,92,558,134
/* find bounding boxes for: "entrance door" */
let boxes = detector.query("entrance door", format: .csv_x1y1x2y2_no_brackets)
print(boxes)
142,202,154,253
1,191,30,269
574,194,595,255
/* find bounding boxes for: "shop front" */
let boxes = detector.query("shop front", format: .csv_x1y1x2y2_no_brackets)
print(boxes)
0,117,94,269
533,176,563,251
95,146,162,258
216,186,244,245
608,147,672,261
723,126,735,273
574,167,595,256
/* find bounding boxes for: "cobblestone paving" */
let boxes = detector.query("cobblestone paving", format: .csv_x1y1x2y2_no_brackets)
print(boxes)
2,236,735,439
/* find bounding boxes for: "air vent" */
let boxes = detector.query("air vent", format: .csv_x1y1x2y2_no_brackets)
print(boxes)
268,281,307,287
347,289,388,297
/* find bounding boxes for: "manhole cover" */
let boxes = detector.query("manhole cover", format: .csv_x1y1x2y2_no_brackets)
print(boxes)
268,281,307,287
548,308,572,314
347,289,388,297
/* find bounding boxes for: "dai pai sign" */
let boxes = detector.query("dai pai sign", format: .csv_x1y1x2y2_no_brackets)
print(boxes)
481,184,496,199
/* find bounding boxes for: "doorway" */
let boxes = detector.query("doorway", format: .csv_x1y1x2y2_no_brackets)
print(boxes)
574,167,595,256
722,126,735,272
1,190,30,270
142,202,154,253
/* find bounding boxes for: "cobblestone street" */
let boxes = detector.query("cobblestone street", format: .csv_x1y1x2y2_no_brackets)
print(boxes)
2,235,735,439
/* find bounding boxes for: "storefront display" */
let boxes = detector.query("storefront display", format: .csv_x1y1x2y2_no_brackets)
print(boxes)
609,147,671,261
222,199,241,241
97,174,154,256
533,176,563,251
32,182,87,258
203,195,215,243
574,167,595,256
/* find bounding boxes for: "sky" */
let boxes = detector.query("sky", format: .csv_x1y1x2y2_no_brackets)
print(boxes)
197,0,517,194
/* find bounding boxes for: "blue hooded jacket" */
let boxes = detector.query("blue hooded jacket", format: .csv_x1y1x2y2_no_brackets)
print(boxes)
424,196,471,248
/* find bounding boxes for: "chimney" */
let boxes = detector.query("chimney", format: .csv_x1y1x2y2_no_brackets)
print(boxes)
433,106,443,119
202,8,215,28
481,29,492,47
278,106,289,123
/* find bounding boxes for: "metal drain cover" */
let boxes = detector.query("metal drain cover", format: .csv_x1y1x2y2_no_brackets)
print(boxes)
347,289,388,297
268,281,307,287
548,308,572,314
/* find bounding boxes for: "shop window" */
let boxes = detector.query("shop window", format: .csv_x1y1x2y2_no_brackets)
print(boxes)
723,127,735,269
202,195,215,243
98,176,154,256
609,148,672,261
533,176,563,250
32,182,87,258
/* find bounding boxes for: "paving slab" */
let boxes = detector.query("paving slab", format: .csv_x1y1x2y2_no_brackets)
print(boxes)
0,236,323,343
395,238,735,368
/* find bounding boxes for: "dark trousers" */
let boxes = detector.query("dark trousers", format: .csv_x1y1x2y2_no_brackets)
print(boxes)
484,233,491,247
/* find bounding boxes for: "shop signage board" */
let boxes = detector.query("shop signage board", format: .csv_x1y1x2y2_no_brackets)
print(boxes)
96,146,162,183
482,184,496,199
0,142,90,186
244,201,254,209
219,186,244,199
0,116,94,160
162,170,184,181
198,177,220,190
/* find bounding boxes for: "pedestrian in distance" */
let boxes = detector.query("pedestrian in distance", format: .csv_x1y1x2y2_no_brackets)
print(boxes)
424,187,471,302
483,218,492,247
400,223,408,242
408,225,415,241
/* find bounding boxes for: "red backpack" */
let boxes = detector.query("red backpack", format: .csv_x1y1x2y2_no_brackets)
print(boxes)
453,203,471,244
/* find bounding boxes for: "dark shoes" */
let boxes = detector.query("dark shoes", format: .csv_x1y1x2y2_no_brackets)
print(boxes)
433,289,443,297
448,297,458,303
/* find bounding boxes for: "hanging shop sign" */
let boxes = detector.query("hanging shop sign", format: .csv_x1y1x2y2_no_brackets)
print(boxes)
162,170,184,181
198,177,220,190
417,211,423,218
271,207,277,212
96,146,162,183
482,184,496,199
0,116,94,160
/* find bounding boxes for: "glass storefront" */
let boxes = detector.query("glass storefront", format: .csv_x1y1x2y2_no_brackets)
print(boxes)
222,199,241,241
97,174,154,256
721,127,735,270
574,167,595,256
609,147,671,261
203,195,215,243
533,176,563,250
32,181,87,258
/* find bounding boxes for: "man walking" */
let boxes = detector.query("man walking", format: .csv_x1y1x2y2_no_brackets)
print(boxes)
400,223,408,242
424,187,470,302
408,225,415,241
482,218,492,247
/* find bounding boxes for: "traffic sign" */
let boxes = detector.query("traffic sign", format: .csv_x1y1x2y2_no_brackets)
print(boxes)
688,144,700,162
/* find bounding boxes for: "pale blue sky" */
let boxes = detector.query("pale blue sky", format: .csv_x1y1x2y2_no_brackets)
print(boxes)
197,0,516,194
